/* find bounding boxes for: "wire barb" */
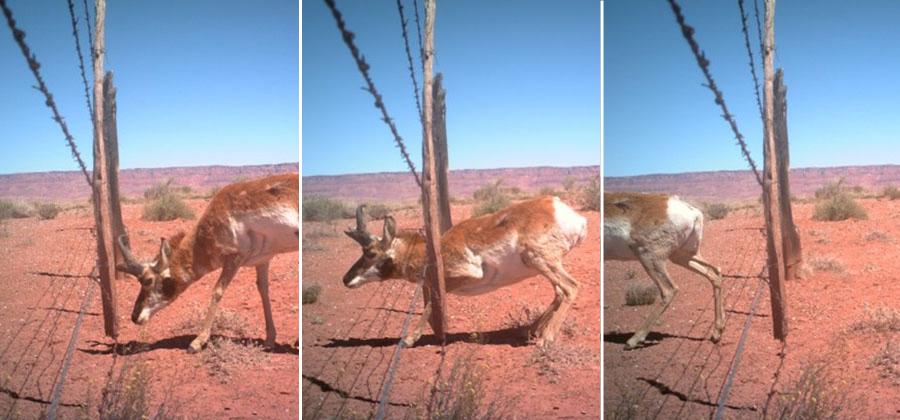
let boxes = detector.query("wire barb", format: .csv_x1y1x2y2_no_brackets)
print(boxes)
1,0,93,188
324,0,422,188
738,0,763,122
396,0,424,124
667,0,763,187
66,0,94,121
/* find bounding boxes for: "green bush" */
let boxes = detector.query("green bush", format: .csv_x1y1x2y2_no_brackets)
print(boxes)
705,203,730,220
36,203,60,220
472,180,511,218
142,194,195,221
302,195,349,222
144,178,175,200
814,178,846,200
813,193,867,221
583,175,601,211
0,199,31,220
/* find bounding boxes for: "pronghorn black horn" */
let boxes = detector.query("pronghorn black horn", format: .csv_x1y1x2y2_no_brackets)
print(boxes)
344,205,373,246
115,234,145,276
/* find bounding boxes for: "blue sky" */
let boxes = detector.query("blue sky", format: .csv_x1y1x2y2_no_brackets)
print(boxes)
0,1,298,176
302,0,601,177
606,0,900,177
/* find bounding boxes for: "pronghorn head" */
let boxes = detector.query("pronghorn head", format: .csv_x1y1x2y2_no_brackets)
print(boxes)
342,205,397,288
115,235,184,325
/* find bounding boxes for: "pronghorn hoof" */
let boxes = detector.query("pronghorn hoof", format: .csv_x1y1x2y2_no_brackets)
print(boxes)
710,332,722,344
187,340,205,354
402,336,416,348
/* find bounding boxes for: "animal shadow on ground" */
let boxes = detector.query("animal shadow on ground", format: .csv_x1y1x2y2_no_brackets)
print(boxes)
323,325,533,349
80,335,299,356
636,377,758,412
603,331,705,349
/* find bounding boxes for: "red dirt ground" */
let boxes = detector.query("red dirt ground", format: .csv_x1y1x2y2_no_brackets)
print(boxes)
301,200,601,419
0,199,299,420
604,198,900,419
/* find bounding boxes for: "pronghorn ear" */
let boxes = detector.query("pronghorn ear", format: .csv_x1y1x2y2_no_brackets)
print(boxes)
154,238,171,272
381,216,396,248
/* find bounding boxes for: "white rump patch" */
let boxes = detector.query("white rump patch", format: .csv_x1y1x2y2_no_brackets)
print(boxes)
553,197,588,250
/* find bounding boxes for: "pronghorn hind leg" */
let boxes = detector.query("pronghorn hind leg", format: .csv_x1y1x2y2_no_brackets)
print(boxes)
672,253,724,343
626,251,677,350
256,262,277,349
524,252,580,347
189,259,240,353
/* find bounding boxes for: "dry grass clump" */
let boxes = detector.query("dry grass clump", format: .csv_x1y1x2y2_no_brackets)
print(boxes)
881,185,900,200
0,199,31,220
302,283,322,305
35,202,61,220
871,339,900,385
172,306,251,338
582,175,601,211
302,195,351,222
864,230,891,243
851,304,900,333
812,179,867,222
422,353,512,420
625,282,656,306
201,337,270,379
704,202,730,220
142,192,195,222
764,361,859,420
471,179,512,218
529,343,600,382
807,255,846,274
92,358,181,420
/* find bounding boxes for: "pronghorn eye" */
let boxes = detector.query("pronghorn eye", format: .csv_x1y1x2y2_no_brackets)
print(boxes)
364,251,377,259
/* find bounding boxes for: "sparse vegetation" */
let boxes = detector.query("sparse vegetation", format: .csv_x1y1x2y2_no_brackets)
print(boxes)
94,357,181,420
814,178,848,200
582,175,601,211
813,193,867,221
705,202,730,220
624,268,637,280
0,199,31,220
421,353,512,420
142,193,195,221
765,361,859,420
882,185,900,200
201,337,270,380
302,195,350,222
472,179,511,218
807,255,846,274
529,342,600,382
302,283,322,305
35,202,60,220
625,282,656,306
851,304,900,333
173,306,251,338
562,175,578,193
871,339,900,385
864,230,891,243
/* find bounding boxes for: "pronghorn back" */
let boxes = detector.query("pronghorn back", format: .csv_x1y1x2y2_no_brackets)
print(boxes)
604,192,704,261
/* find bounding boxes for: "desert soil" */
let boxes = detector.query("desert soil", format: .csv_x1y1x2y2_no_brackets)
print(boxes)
301,200,601,419
604,198,900,419
0,199,299,420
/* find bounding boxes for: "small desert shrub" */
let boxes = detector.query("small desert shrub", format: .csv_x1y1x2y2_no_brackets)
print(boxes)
302,195,349,222
813,194,867,221
35,203,60,220
472,180,511,218
529,343,600,381
96,358,180,420
864,230,891,243
814,178,847,200
765,361,858,420
705,203,730,220
302,237,325,252
871,339,900,385
173,306,250,337
201,337,270,379
539,186,560,196
807,255,845,274
0,199,31,220
605,383,644,420
302,283,322,305
625,282,656,306
583,175,601,211
422,353,511,420
851,304,900,333
562,175,578,192
143,178,175,200
364,202,391,220
624,268,637,280
882,185,900,200
142,193,195,221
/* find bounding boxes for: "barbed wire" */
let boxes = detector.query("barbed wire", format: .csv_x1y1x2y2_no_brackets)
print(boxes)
82,0,93,63
666,0,763,187
737,0,763,122
66,0,93,121
412,0,424,73
396,0,423,123
375,280,423,420
753,0,763,58
324,0,423,188
0,0,93,188
47,276,96,420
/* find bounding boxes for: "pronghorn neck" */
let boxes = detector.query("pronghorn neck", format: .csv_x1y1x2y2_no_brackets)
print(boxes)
389,231,428,283
167,229,218,288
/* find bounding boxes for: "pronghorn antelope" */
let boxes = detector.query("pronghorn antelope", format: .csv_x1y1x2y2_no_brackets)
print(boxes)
343,195,587,347
116,173,299,353
604,192,723,350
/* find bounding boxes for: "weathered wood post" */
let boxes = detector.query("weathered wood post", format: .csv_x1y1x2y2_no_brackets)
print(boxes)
420,0,447,342
774,69,802,281
103,71,126,281
433,73,452,234
761,0,787,340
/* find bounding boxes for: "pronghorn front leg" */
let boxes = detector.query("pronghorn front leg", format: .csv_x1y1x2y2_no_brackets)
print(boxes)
188,258,240,353
403,283,433,347
256,261,277,349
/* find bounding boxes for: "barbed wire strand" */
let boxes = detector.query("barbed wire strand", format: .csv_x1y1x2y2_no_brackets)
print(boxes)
82,0,93,64
0,0,93,188
753,0,763,58
412,0,424,73
66,0,93,120
396,0,423,123
737,0,763,122
376,281,423,420
666,0,763,187
323,0,422,188
47,277,96,420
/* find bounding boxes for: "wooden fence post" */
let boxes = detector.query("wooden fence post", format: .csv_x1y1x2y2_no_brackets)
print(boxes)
91,0,118,338
433,73,452,234
103,71,126,281
421,0,446,342
762,0,787,341
774,69,802,281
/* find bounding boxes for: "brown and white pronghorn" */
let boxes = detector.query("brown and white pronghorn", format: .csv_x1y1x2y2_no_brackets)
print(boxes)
342,195,587,347
116,173,299,353
604,192,723,350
